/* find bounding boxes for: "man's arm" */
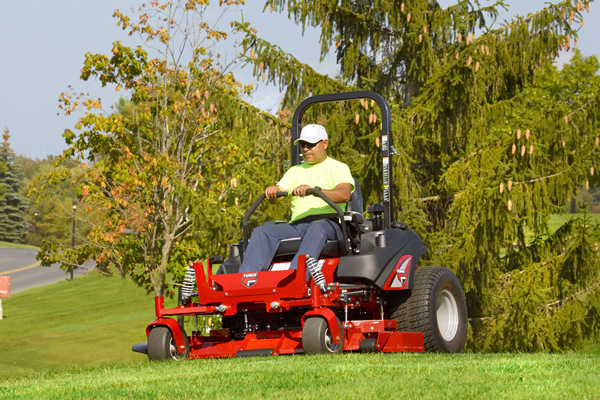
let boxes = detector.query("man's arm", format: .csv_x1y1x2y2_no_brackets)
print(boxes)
292,182,352,203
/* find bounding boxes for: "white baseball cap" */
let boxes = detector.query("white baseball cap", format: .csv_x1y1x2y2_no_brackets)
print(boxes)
293,124,328,145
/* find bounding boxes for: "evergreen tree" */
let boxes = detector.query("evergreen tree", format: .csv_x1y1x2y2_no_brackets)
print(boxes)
237,0,600,350
0,128,29,242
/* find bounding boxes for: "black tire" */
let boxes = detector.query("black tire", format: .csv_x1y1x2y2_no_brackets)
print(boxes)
389,266,467,353
302,316,344,354
147,326,189,361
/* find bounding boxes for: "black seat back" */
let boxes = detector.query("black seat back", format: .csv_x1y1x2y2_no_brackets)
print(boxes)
348,177,363,213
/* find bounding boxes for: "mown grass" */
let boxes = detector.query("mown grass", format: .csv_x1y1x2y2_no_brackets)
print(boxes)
524,213,600,243
0,241,38,249
0,272,156,377
0,353,598,399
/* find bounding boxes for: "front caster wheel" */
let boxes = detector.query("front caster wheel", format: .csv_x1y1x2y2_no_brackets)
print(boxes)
147,326,189,361
302,316,344,354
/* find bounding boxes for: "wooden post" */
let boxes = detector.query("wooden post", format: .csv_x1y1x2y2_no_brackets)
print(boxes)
0,276,10,320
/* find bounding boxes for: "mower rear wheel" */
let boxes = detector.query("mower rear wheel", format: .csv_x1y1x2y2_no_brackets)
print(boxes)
389,266,467,353
302,316,344,354
147,326,189,361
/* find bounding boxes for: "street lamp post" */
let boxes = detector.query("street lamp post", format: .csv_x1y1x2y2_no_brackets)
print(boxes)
33,210,38,234
71,200,77,281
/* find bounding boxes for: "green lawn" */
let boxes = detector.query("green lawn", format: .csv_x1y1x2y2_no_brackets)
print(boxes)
547,213,600,231
0,240,38,249
0,272,156,377
0,353,598,399
524,213,600,243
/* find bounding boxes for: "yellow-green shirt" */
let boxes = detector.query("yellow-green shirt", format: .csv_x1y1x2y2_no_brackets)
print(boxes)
277,157,354,223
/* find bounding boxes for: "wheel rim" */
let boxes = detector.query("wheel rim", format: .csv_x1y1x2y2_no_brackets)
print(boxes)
168,337,184,360
324,326,342,353
436,289,459,342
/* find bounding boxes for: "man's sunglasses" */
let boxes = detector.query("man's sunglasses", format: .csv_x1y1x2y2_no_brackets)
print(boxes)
299,140,322,149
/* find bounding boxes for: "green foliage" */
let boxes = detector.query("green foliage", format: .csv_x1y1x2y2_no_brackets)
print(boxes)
29,0,600,351
25,156,94,247
240,0,600,351
37,1,290,297
0,128,29,242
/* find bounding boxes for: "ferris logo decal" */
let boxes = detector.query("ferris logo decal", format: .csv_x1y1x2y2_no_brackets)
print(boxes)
386,255,413,289
242,273,258,288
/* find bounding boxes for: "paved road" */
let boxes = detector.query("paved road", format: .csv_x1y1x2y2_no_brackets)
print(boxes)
0,248,93,294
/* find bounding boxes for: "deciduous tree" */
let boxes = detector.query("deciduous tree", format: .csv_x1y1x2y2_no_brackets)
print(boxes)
35,0,286,297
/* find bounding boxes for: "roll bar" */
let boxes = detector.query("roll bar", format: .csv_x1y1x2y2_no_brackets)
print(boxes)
290,91,396,229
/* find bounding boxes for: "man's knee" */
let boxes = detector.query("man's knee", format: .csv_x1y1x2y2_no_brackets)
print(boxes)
305,219,339,240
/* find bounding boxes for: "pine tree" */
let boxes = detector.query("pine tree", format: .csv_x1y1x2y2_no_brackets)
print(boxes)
0,128,29,242
237,0,600,350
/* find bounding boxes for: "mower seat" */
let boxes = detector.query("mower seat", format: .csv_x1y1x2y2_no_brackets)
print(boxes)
271,236,342,262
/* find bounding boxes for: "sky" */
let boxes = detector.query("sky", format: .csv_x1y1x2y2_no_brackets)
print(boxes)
1,0,598,160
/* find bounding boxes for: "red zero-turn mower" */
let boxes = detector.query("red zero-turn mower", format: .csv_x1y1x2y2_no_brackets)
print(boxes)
132,91,468,360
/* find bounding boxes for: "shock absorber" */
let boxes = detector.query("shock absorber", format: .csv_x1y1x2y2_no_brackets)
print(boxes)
305,255,327,293
180,265,196,302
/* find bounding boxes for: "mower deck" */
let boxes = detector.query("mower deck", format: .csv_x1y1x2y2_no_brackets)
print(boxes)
143,256,424,358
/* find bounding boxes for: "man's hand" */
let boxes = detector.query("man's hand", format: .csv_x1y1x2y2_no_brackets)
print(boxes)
292,184,312,197
265,185,285,203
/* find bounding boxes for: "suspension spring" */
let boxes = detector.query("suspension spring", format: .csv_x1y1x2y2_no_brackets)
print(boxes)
305,255,328,293
180,266,196,301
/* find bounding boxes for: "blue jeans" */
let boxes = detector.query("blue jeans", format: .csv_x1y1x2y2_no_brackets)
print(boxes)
239,219,342,273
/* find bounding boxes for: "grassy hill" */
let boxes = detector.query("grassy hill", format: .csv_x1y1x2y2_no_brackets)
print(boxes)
0,271,156,376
